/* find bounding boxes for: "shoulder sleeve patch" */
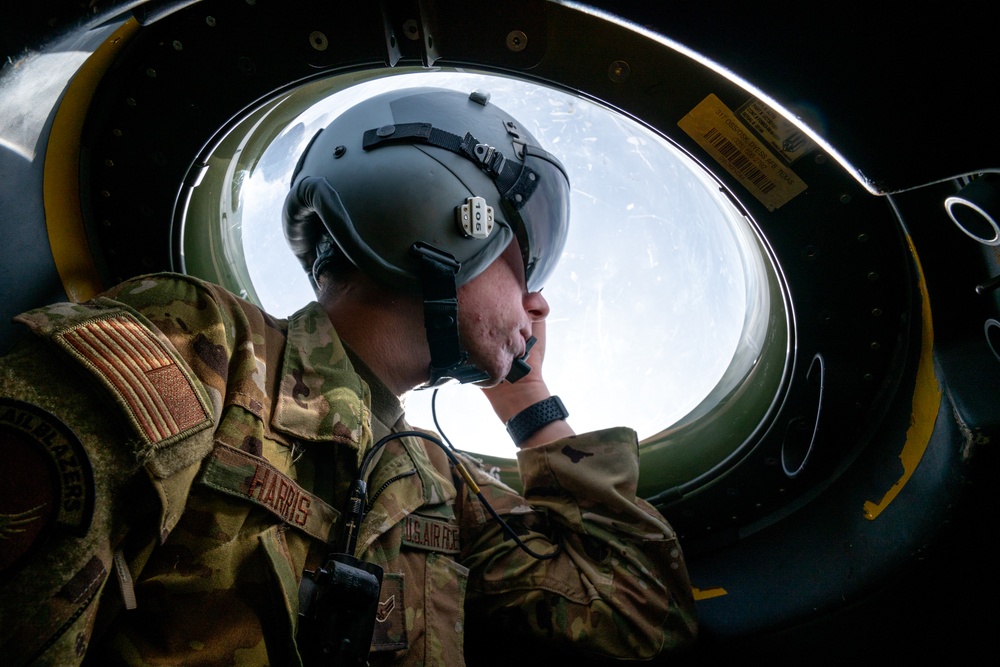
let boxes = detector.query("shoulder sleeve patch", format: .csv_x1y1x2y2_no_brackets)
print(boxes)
0,398,95,575
47,311,213,450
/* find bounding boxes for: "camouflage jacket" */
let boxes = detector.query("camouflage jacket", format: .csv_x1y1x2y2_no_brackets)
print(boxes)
0,273,696,666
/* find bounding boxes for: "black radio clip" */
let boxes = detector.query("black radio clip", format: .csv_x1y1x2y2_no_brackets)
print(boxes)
298,551,383,666
298,478,383,665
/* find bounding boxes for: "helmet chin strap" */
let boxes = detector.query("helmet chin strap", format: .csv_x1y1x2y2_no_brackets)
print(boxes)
411,243,533,388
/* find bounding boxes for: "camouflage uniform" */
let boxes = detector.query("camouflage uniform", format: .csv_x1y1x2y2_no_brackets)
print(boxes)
0,273,697,666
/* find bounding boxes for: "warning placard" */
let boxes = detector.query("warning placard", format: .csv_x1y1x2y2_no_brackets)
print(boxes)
738,99,817,164
679,94,807,211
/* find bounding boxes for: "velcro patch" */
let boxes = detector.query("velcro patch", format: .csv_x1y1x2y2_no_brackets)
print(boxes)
0,398,94,574
401,513,460,554
371,572,407,652
51,312,211,448
198,443,339,543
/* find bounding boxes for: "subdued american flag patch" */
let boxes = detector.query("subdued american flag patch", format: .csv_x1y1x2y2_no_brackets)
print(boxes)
52,312,211,447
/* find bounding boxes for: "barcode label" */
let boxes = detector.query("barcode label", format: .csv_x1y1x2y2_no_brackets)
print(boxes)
704,127,778,195
679,94,807,211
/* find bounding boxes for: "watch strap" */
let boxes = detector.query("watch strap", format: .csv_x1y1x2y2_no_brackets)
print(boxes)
505,396,569,446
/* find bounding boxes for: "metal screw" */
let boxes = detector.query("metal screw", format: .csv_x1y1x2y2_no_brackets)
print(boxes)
172,40,183,51
403,19,420,41
206,16,217,27
608,60,630,83
506,30,527,52
309,31,328,51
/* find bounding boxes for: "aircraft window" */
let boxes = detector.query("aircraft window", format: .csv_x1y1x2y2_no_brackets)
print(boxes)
185,71,779,463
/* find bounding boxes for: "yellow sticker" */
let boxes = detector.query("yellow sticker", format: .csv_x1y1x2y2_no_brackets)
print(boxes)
679,94,807,211
737,99,817,164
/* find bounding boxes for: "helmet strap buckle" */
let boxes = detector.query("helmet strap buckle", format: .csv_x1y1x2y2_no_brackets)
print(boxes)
472,142,507,178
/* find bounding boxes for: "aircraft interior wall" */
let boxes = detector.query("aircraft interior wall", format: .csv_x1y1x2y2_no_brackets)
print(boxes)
1,1,997,663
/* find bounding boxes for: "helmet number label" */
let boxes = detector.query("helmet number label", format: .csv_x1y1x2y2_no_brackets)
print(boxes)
457,196,494,239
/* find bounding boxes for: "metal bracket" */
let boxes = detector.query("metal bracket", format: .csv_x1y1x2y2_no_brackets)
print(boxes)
379,0,442,66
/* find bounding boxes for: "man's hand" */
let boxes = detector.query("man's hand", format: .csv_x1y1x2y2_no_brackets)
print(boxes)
482,320,574,448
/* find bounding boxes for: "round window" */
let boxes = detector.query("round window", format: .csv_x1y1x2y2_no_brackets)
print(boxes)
182,70,784,476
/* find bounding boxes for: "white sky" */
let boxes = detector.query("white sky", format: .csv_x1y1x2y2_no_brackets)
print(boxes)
241,71,748,458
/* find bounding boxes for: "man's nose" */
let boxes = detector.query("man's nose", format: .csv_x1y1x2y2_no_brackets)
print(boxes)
524,290,550,321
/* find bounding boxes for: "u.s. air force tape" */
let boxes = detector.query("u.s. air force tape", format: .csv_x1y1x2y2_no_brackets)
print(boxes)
0,398,95,574
401,513,460,554
197,442,339,543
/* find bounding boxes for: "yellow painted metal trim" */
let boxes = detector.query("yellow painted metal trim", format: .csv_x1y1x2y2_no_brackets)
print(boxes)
862,235,942,520
43,19,140,303
692,586,728,601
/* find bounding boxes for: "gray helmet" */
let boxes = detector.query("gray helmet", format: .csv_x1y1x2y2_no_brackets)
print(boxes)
282,86,570,385
282,86,570,293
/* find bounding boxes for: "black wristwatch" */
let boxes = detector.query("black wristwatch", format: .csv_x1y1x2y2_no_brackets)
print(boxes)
505,396,569,446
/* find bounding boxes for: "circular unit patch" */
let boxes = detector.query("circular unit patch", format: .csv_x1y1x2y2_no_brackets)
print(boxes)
0,398,94,574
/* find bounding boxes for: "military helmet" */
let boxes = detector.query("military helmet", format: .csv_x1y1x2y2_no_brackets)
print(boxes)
282,86,570,293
